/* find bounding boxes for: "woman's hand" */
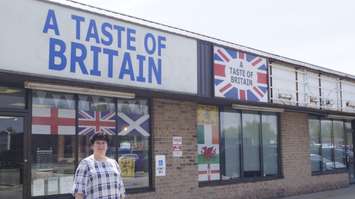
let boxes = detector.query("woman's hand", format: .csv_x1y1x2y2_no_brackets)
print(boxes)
75,192,84,199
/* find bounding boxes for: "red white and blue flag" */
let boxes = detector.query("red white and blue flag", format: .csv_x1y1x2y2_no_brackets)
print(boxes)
78,111,116,136
214,46,268,102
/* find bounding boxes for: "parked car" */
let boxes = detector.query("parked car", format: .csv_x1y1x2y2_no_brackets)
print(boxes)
310,153,346,170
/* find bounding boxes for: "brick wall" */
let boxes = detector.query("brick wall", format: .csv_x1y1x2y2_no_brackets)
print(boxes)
127,99,349,199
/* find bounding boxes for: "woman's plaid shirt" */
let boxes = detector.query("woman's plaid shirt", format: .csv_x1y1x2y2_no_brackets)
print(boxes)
73,155,126,199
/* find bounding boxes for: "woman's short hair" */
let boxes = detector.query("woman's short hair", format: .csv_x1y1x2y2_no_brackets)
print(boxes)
89,131,110,145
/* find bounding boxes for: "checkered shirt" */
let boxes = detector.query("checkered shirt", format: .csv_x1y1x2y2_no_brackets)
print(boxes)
73,155,126,199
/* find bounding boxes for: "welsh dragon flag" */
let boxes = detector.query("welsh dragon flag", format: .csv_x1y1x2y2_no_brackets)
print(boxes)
197,123,220,181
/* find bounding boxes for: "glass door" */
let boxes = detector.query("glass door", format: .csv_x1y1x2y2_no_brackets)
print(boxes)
346,122,355,183
0,115,24,199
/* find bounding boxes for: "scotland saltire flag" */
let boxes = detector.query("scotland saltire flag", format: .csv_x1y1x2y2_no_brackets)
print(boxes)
214,46,268,102
78,111,116,136
117,111,150,137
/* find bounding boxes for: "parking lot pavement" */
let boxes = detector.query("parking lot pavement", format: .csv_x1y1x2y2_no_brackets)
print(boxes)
281,185,355,199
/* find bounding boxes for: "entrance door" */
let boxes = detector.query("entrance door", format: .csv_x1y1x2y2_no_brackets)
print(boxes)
346,121,355,183
0,115,24,198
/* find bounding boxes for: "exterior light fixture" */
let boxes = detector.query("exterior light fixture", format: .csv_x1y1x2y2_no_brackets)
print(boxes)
25,81,135,99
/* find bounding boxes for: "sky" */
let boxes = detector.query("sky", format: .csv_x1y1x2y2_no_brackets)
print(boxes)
76,0,355,75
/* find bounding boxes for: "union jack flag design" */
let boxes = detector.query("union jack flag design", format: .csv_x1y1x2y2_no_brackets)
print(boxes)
214,46,268,102
78,111,116,136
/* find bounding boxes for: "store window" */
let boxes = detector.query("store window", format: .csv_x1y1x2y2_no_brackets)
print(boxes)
198,106,280,184
197,105,220,182
0,86,25,109
321,120,333,171
242,112,261,177
309,118,321,172
308,117,347,173
333,121,346,169
117,99,150,189
31,91,152,196
220,110,240,180
78,95,116,160
262,114,279,176
31,91,75,196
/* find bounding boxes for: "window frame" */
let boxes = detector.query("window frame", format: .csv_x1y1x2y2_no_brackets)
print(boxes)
309,115,349,176
29,90,154,199
0,84,28,112
199,106,282,187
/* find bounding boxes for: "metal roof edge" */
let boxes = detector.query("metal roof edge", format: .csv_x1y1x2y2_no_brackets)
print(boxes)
39,0,355,80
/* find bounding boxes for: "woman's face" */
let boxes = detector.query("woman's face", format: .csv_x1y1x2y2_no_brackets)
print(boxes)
92,140,108,155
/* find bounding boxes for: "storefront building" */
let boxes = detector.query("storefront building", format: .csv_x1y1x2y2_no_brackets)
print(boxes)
0,0,355,198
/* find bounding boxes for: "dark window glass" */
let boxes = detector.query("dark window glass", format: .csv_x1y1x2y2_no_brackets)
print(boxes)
309,118,348,174
78,95,116,160
242,112,261,177
333,121,346,168
220,110,240,179
0,86,25,109
345,122,354,180
197,106,280,184
31,91,75,196
117,99,150,189
0,116,24,198
321,120,334,171
309,118,321,172
262,114,278,176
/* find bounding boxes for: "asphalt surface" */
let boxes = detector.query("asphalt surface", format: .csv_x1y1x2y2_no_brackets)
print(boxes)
282,185,355,199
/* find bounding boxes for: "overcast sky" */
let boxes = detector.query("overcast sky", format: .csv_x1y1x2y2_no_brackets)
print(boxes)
76,0,355,75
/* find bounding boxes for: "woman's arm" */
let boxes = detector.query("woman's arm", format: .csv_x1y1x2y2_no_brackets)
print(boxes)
72,160,89,198
74,192,84,199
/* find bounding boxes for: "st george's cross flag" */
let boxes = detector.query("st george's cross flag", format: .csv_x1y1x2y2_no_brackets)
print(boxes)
32,107,75,135
198,163,220,181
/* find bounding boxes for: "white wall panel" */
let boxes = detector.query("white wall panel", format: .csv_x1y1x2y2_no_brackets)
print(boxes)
270,62,297,105
342,80,355,113
320,75,341,111
298,70,320,109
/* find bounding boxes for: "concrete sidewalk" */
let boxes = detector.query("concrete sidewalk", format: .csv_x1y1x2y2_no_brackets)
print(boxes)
282,185,355,199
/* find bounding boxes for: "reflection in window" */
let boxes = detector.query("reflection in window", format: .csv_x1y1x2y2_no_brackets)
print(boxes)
0,116,24,198
31,91,152,192
321,120,334,171
262,114,278,176
78,95,116,160
117,99,150,189
242,113,260,177
309,118,348,173
345,122,354,180
31,91,75,196
220,110,240,179
216,110,280,182
309,119,321,172
0,86,25,109
333,121,346,169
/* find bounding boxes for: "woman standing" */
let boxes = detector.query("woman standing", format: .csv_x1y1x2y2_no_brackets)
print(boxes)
73,132,125,199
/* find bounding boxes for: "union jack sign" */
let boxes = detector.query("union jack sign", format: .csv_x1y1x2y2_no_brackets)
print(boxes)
214,46,268,102
78,111,116,136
